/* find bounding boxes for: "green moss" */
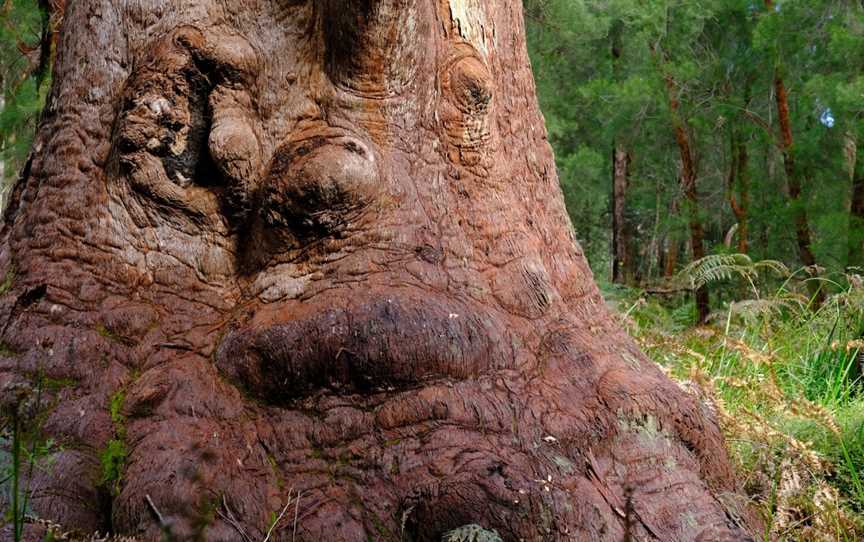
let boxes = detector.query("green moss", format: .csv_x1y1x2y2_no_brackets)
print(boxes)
0,266,16,296
40,377,77,390
109,390,126,427
100,390,127,494
266,453,285,489
99,438,127,494
95,323,113,340
192,497,218,538
0,341,18,357
95,323,137,347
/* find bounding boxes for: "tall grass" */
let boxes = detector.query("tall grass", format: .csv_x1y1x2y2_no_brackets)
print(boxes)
605,263,864,541
2,375,55,541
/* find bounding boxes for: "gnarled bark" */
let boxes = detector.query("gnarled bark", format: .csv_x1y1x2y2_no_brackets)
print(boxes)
0,1,757,540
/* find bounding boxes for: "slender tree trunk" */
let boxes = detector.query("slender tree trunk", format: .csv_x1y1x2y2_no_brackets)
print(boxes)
775,74,826,304
664,236,680,278
774,77,817,267
661,70,709,323
728,129,750,254
851,167,864,268
647,178,662,278
664,196,680,278
609,20,631,285
764,0,823,304
844,133,862,269
0,93,4,194
611,145,631,283
0,1,759,540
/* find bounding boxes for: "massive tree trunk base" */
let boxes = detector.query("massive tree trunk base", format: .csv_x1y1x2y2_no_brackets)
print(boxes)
0,1,758,540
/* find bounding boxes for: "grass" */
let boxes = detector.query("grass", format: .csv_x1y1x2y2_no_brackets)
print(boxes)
1,372,56,541
603,269,864,541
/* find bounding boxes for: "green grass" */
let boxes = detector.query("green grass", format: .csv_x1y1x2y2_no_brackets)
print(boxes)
607,276,864,540
1,373,58,541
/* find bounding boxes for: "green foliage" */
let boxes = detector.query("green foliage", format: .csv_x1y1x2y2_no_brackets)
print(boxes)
679,253,790,291
611,278,864,539
0,0,51,188
99,438,127,494
0,266,15,296
527,0,864,286
110,390,126,426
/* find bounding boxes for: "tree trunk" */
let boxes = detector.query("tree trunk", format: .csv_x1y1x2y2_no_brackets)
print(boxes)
0,94,4,192
764,0,822,303
774,77,817,267
611,145,631,284
775,75,827,304
851,167,864,268
664,197,680,278
0,1,757,541
609,21,631,285
728,130,750,254
661,70,709,324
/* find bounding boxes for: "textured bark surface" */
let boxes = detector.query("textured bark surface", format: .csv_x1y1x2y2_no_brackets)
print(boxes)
1,1,758,540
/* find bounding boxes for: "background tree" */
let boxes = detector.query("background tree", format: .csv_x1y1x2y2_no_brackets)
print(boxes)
0,0,59,197
527,0,864,320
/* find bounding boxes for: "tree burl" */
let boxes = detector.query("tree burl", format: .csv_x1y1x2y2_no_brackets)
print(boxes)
0,0,758,540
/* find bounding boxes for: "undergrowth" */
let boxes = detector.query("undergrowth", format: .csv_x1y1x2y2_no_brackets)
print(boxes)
604,257,864,541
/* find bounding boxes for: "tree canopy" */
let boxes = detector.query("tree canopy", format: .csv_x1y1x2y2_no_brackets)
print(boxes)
526,0,864,289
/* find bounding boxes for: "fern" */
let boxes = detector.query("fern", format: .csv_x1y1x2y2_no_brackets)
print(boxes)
729,295,808,326
678,253,790,295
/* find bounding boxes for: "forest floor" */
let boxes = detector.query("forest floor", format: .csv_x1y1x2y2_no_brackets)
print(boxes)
603,275,864,541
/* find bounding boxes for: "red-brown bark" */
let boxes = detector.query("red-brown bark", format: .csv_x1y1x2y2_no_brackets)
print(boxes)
664,197,681,278
661,71,709,324
0,1,757,540
764,0,822,304
774,77,817,268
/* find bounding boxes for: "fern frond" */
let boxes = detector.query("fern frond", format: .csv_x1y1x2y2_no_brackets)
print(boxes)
678,253,790,290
